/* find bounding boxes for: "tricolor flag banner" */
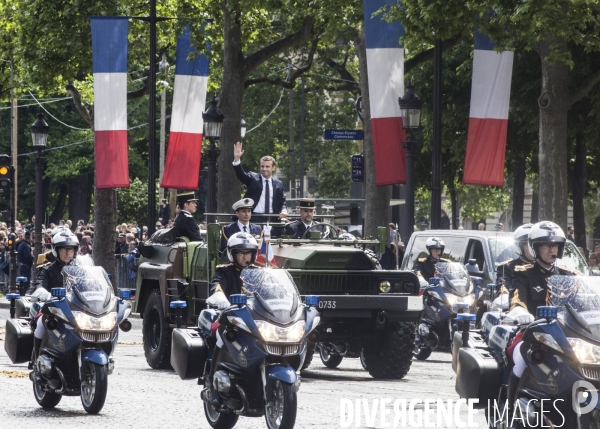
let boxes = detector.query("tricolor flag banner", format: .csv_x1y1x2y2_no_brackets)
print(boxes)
161,27,210,190
91,17,130,188
256,226,276,267
463,30,514,186
363,0,406,185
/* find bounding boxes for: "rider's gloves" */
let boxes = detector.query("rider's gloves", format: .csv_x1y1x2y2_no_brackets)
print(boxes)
32,288,50,303
207,291,230,309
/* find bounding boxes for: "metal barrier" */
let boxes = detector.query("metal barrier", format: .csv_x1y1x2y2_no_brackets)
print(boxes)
115,255,138,290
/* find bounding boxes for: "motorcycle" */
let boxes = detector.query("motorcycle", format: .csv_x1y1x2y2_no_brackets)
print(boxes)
414,262,480,360
453,275,600,428
170,268,321,429
4,265,132,414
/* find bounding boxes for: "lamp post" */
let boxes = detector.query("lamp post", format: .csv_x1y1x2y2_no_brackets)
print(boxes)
398,83,423,245
202,96,224,222
30,112,49,266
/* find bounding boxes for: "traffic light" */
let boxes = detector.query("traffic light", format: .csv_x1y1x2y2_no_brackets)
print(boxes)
0,154,12,189
7,232,15,252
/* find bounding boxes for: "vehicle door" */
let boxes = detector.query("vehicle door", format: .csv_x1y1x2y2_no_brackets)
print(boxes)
464,238,493,285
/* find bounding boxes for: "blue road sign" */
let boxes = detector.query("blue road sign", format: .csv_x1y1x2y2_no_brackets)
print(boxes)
324,129,364,141
352,155,363,182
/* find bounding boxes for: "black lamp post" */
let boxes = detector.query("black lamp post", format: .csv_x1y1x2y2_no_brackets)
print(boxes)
398,83,423,245
30,112,49,266
202,96,224,222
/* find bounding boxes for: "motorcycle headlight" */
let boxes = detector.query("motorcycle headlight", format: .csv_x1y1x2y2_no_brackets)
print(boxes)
256,320,306,342
73,311,117,331
568,337,600,364
446,293,475,308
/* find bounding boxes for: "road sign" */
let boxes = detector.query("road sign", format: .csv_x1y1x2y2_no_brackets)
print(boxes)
324,129,364,141
351,155,363,182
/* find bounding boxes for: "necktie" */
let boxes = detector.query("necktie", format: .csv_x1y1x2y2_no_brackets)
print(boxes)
265,179,271,214
243,226,247,233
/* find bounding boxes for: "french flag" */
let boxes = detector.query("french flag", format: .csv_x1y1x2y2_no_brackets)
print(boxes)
91,17,130,188
161,27,209,190
363,0,406,185
256,226,276,267
463,30,514,186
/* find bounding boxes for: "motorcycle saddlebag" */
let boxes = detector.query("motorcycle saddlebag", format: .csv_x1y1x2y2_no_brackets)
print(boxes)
4,318,34,364
456,347,502,409
451,330,487,373
171,328,208,380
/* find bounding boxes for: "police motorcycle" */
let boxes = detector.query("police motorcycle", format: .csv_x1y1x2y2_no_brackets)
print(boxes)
4,265,132,414
453,275,600,428
413,262,481,360
170,268,321,429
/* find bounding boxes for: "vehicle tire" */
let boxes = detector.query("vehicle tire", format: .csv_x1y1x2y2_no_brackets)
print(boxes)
204,400,239,429
264,380,297,429
80,361,108,414
363,322,415,379
301,341,317,370
143,289,172,369
360,349,368,370
413,345,432,361
33,381,62,409
318,344,343,369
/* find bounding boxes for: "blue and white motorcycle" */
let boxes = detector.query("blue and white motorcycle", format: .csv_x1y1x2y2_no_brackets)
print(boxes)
170,268,321,429
4,265,132,414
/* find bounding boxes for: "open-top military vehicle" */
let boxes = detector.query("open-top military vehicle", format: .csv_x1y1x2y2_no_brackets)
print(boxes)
133,206,421,379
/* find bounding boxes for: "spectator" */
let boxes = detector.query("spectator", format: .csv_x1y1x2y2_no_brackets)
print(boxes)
158,198,170,226
66,219,73,231
126,232,135,244
132,221,141,236
495,223,504,232
156,221,163,231
589,253,600,270
388,223,400,248
478,223,485,231
115,233,128,254
17,230,34,295
594,242,600,254
567,226,575,241
126,241,140,279
142,226,148,242
79,236,93,256
200,221,207,231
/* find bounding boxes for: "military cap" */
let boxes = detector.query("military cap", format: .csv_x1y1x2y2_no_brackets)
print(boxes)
177,191,198,206
233,198,254,211
299,198,315,210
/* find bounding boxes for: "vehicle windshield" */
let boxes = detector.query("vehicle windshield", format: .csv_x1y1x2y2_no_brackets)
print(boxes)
62,265,114,314
558,242,589,276
488,238,518,269
549,276,600,341
435,262,473,296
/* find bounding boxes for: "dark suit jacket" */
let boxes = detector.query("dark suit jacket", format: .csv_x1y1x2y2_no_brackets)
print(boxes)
285,221,318,239
233,163,286,214
172,210,202,241
220,222,262,262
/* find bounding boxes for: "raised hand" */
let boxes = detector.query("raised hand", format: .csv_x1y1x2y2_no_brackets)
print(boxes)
233,141,244,161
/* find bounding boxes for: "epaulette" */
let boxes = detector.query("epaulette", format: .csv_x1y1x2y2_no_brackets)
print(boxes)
221,225,229,241
497,259,513,267
514,264,533,272
559,266,581,275
36,261,51,269
216,263,233,268
418,257,426,262
440,258,452,262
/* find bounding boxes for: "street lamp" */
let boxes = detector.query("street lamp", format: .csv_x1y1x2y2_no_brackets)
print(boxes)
30,112,49,267
398,83,423,245
202,96,224,220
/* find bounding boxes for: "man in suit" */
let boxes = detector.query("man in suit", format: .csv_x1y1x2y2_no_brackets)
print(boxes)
285,198,318,239
220,198,262,261
172,191,202,241
232,141,287,223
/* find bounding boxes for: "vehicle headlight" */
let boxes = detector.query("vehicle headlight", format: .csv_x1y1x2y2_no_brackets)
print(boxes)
568,337,600,364
379,281,391,293
446,293,475,308
256,320,306,342
73,311,117,331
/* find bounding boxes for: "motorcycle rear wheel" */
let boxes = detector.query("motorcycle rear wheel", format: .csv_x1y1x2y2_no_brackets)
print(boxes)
204,400,239,429
413,345,432,360
318,344,343,369
265,380,297,429
33,381,62,409
80,361,108,414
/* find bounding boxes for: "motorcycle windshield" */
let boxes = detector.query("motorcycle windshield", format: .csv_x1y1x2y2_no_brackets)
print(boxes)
63,265,115,315
240,268,302,325
435,262,473,297
549,276,600,342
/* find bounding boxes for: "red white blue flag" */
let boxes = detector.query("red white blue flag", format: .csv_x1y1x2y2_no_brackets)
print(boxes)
91,17,130,188
363,0,406,185
256,226,276,267
463,30,514,186
161,27,210,190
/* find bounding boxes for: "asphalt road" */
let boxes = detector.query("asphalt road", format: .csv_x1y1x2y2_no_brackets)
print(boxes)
0,307,488,428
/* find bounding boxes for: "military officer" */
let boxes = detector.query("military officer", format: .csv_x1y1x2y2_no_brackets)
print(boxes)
285,198,318,239
172,191,201,241
220,198,262,262
496,223,534,299
414,237,450,282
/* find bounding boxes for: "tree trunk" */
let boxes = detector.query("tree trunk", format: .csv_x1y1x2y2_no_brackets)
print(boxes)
535,37,570,228
93,188,117,291
531,191,539,224
449,186,458,229
68,173,90,224
356,27,390,238
572,132,586,249
49,183,68,224
512,157,525,228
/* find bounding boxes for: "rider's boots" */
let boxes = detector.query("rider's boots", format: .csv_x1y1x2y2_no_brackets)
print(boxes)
32,337,44,384
208,346,223,407
506,372,521,429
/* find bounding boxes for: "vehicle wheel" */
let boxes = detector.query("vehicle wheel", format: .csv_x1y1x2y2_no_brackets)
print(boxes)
301,341,316,371
318,344,343,369
413,345,432,361
204,400,239,429
265,380,297,429
80,361,108,414
360,349,368,370
363,322,415,379
143,289,172,369
33,381,62,409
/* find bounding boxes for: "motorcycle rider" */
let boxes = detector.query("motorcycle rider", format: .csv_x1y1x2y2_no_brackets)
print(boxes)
506,221,577,427
206,232,259,406
414,237,450,282
496,223,534,300
31,230,79,383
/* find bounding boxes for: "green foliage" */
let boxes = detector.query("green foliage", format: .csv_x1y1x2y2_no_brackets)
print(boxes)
116,177,151,225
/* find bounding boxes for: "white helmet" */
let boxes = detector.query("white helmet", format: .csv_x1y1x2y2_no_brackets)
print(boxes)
528,221,566,260
227,232,258,268
513,223,533,256
51,230,79,257
51,225,69,237
426,237,445,255
338,232,356,241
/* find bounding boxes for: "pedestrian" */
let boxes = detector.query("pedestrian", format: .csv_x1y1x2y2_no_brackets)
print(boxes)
126,241,140,279
567,225,575,241
158,198,170,226
478,223,485,231
232,141,287,223
17,230,34,294
115,233,128,254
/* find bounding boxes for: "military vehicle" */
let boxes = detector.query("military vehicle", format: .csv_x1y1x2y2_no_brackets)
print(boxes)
132,212,421,379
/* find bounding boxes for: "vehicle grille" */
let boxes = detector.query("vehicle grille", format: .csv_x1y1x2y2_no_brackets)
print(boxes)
580,365,600,381
81,331,112,343
264,343,301,356
292,273,378,294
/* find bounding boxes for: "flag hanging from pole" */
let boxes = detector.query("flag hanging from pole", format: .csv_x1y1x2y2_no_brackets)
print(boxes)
91,17,130,188
256,225,276,267
161,27,210,190
363,0,406,186
463,30,514,186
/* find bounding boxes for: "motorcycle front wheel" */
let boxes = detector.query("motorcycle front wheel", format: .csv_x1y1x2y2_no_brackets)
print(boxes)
204,400,239,429
318,344,343,369
413,345,432,361
265,380,297,429
33,381,62,409
80,361,108,414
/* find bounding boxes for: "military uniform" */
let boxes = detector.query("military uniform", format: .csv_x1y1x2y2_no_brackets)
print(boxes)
209,263,258,299
31,260,66,293
496,257,532,300
172,210,201,241
414,256,451,282
511,262,578,315
285,220,318,239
